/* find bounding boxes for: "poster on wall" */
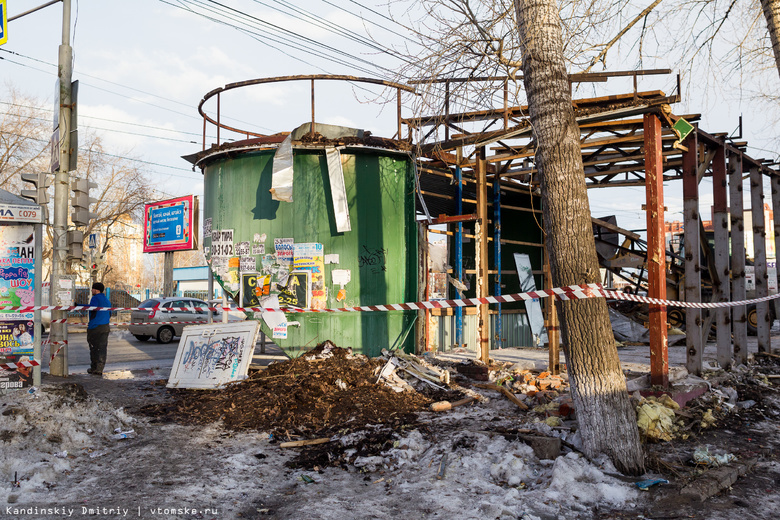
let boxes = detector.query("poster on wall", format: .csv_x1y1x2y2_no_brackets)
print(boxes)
0,224,36,390
278,271,310,309
293,243,326,309
274,238,294,267
240,272,271,308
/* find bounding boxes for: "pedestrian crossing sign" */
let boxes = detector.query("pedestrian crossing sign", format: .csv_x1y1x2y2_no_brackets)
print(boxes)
0,0,7,46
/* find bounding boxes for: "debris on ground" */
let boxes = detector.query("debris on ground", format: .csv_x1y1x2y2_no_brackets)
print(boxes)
140,342,463,438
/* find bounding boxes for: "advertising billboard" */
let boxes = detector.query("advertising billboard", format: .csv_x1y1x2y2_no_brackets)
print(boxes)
143,195,198,253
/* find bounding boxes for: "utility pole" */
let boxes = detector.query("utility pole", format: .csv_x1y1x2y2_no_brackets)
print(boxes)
49,0,72,377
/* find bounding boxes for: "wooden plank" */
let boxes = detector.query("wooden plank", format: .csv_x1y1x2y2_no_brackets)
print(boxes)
279,438,331,448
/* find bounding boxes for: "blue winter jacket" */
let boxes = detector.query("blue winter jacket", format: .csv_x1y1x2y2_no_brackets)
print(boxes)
88,293,111,329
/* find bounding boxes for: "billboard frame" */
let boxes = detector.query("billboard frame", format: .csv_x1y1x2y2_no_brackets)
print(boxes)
142,195,199,253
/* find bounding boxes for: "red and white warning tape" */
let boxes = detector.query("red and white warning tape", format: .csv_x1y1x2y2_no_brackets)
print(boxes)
0,359,40,370
2,283,780,314
3,283,777,372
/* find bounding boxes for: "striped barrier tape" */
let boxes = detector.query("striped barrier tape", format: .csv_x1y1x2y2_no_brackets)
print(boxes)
5,283,780,315
0,359,41,371
48,340,67,364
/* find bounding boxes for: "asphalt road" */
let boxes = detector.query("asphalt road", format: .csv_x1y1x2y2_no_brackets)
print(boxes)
43,328,287,375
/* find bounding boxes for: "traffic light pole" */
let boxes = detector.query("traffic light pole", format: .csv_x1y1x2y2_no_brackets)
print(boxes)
49,0,72,377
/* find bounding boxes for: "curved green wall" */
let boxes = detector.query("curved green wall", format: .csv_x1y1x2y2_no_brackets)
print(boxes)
202,147,418,358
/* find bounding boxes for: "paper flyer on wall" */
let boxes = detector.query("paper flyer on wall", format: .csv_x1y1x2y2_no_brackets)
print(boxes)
293,242,326,309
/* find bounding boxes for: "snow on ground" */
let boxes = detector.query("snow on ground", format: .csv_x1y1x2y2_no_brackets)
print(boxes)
0,382,644,520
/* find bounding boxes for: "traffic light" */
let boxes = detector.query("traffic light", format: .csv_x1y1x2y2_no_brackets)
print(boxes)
20,172,52,205
67,230,84,260
70,177,98,227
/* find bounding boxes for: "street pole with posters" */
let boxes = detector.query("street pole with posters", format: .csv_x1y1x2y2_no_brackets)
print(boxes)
49,0,73,377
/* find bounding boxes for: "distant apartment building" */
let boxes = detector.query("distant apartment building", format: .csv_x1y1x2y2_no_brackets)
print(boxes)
664,203,775,260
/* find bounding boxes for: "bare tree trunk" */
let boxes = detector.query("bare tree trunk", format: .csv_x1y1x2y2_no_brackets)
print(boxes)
762,0,780,79
513,0,644,475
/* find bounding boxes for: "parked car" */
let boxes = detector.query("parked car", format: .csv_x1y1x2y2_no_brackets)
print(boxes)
129,297,244,344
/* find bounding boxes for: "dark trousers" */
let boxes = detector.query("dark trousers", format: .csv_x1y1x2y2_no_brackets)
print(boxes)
87,324,110,373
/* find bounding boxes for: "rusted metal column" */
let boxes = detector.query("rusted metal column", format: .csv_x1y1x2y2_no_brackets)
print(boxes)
750,167,770,351
396,88,402,140
643,113,669,386
712,144,732,368
682,133,702,375
772,175,780,352
311,79,316,135
476,147,490,363
728,152,748,365
216,92,221,146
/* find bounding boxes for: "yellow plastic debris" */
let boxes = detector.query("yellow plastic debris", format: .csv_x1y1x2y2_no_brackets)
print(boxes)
636,400,678,441
701,409,716,428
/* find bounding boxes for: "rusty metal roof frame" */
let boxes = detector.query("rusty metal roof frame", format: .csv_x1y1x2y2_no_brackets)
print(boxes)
197,75,418,147
408,71,778,196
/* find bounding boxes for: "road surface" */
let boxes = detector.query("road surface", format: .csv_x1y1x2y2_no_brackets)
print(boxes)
43,328,287,375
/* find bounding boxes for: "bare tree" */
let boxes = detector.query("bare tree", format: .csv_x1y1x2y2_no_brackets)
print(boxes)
761,0,780,78
513,0,645,476
0,88,155,287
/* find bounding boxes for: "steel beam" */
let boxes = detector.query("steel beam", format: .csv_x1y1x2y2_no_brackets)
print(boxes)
729,153,748,365
712,144,732,368
643,113,669,386
476,147,490,363
494,172,502,349
772,175,780,353
682,133,703,375
749,167,770,351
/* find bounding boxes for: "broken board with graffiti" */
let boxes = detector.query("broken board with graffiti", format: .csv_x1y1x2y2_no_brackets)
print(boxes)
167,321,260,389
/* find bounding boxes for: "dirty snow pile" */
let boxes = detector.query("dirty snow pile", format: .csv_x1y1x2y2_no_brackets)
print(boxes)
0,382,650,519
0,385,135,503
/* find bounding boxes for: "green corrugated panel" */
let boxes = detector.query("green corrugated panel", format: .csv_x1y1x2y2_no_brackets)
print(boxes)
202,148,417,358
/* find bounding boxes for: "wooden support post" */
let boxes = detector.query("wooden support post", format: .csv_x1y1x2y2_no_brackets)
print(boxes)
476,146,490,363
682,133,703,375
643,113,669,387
772,175,780,353
712,144,732,368
750,167,770,352
544,246,560,375
728,153,748,365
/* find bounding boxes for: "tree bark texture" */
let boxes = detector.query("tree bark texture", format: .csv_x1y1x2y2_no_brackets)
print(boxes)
762,0,780,80
513,0,645,475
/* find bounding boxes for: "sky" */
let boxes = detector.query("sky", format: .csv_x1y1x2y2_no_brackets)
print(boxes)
2,0,779,235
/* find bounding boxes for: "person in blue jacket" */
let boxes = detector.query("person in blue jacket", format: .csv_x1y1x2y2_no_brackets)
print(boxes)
87,282,111,376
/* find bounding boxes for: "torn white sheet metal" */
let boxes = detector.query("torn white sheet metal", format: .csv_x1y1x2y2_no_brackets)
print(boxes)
325,147,352,232
270,134,294,202
514,253,547,346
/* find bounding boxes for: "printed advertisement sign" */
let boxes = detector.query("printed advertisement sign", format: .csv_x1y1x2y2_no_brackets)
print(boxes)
293,243,326,309
278,271,310,309
0,224,36,390
274,238,294,267
143,195,198,253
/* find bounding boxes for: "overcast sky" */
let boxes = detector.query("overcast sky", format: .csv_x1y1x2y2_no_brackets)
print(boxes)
2,0,778,231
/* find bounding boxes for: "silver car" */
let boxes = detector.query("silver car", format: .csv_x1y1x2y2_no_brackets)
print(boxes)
128,297,243,343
